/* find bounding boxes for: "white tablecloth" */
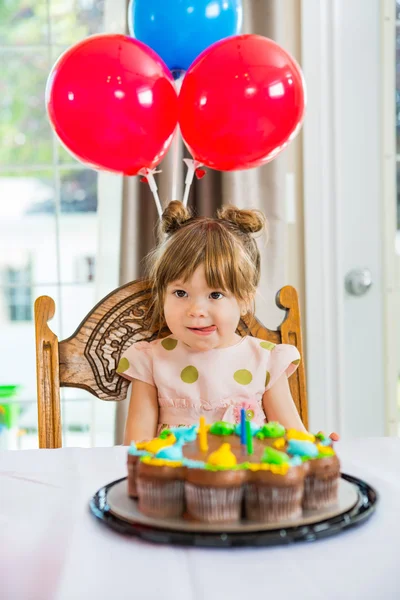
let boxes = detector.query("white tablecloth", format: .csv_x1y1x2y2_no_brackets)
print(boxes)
1,439,399,600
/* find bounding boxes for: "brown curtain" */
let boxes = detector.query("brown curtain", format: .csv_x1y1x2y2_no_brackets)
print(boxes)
115,0,294,443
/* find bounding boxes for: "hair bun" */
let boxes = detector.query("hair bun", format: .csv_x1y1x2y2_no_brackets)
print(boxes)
217,205,266,234
161,201,192,235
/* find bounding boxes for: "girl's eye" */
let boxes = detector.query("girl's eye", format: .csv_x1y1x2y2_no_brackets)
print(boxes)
210,292,224,300
174,290,187,298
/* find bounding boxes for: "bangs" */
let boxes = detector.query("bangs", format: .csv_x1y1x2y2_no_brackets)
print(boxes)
158,221,256,301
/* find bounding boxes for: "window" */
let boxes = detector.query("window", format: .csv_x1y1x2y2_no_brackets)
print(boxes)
4,261,33,322
0,0,125,450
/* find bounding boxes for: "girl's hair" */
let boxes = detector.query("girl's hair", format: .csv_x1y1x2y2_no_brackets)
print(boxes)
145,200,267,331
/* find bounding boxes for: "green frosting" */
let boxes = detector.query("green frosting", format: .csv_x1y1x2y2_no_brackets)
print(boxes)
261,446,290,465
256,422,286,439
205,462,249,472
315,432,327,441
209,421,235,436
159,429,172,439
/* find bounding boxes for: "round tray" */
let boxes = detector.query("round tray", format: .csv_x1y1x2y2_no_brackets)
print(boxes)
89,473,378,547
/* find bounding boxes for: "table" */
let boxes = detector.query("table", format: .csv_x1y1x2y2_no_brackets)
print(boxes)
1,439,400,600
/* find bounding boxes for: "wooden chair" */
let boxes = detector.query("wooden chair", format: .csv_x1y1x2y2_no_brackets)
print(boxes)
34,281,308,449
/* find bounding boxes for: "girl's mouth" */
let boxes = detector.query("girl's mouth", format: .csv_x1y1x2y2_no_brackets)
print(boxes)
188,325,217,336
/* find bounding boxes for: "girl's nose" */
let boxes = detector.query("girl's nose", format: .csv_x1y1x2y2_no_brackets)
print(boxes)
187,300,207,318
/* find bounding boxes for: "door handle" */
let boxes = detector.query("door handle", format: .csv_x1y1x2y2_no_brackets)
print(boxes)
344,268,372,296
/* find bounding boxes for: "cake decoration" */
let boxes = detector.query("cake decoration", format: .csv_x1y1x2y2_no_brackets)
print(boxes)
207,443,237,468
128,418,341,523
156,439,185,461
138,433,176,454
286,429,316,442
234,421,259,437
198,416,209,451
262,446,290,465
209,421,235,436
140,455,183,468
128,441,152,457
256,422,286,439
287,439,319,458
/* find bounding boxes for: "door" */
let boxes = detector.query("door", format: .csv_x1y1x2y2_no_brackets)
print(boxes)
301,0,399,437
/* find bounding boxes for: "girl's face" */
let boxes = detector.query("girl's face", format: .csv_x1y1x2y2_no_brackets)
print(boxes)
163,264,246,352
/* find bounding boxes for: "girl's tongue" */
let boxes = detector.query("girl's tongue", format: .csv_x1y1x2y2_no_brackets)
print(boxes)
190,325,216,333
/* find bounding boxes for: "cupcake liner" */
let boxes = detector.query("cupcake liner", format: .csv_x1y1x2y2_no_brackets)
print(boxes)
137,478,185,518
185,483,244,523
127,459,139,498
303,475,339,510
245,483,303,523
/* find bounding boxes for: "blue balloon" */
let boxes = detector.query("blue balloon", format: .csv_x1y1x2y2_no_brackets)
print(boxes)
129,0,243,73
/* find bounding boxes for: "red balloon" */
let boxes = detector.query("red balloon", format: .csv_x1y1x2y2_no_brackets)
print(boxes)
46,34,178,175
179,34,306,171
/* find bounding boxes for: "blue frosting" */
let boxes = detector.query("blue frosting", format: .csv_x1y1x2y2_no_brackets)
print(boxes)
287,439,319,458
128,442,151,457
319,437,333,447
156,440,184,461
169,425,198,443
182,458,206,469
289,455,303,467
234,422,260,437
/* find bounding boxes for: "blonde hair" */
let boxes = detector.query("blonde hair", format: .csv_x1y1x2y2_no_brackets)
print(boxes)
145,201,267,332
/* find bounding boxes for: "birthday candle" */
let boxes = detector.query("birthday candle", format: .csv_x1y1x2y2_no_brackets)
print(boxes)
246,419,253,455
199,416,208,452
240,408,246,445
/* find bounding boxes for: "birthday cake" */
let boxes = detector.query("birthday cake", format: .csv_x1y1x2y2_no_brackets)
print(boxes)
127,420,340,524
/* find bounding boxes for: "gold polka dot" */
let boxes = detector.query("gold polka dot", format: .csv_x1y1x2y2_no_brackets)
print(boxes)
161,338,178,351
234,369,253,385
260,341,276,351
181,366,198,384
116,357,130,373
265,371,271,387
292,359,300,365
246,409,255,421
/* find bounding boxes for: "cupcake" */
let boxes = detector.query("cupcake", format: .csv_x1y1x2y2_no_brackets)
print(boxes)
244,447,306,523
126,442,152,498
136,441,186,519
184,443,246,523
287,438,340,510
127,433,176,498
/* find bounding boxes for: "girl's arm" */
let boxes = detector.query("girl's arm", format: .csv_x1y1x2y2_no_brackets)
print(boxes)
123,379,159,445
262,373,307,432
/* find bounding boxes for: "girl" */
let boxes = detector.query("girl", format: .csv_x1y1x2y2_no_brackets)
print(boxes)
119,201,306,444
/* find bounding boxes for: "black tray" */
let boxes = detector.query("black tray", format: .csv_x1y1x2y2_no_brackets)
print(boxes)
89,473,378,547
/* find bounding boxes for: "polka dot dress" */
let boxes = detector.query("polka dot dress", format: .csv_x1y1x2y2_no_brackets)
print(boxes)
117,335,301,432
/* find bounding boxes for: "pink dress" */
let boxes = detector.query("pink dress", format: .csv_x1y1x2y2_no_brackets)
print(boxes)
119,335,300,433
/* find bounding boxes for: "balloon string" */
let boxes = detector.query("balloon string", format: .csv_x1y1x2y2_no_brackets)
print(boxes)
182,158,202,207
145,171,163,218
183,164,195,207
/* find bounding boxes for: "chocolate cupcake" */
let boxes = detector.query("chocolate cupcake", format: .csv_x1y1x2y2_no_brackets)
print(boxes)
136,441,186,518
127,433,177,498
287,438,340,510
184,444,246,523
244,447,306,523
126,443,152,498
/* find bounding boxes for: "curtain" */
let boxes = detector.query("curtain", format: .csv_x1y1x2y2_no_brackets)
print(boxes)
115,0,296,443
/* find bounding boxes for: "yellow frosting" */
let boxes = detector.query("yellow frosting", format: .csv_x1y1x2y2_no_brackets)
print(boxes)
140,456,183,468
247,462,290,475
273,437,286,449
207,443,237,468
137,434,176,454
316,444,335,456
286,429,316,442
